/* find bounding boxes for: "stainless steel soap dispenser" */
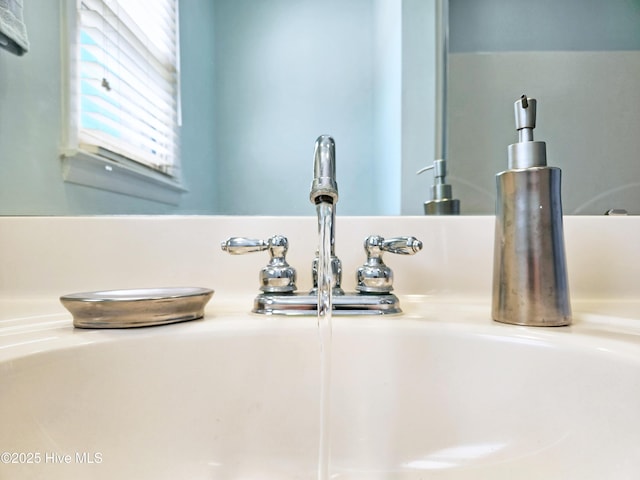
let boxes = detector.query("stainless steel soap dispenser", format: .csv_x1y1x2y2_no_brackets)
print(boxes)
492,95,571,326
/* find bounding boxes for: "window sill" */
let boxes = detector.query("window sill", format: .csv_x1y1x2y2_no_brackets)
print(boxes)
61,150,187,205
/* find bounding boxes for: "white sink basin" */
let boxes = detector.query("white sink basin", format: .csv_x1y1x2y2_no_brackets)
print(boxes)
2,300,640,479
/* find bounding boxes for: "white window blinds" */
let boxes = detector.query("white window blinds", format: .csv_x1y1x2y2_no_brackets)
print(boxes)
75,0,180,175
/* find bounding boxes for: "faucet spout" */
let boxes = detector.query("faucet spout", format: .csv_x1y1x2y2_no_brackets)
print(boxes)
309,135,342,294
310,135,339,205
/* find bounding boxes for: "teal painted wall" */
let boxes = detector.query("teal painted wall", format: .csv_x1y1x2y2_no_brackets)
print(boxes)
0,0,436,215
213,0,382,215
212,0,436,215
0,0,218,214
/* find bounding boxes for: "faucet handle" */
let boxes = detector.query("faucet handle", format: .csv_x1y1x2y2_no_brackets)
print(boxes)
356,235,423,294
221,235,297,293
374,236,423,255
221,237,270,254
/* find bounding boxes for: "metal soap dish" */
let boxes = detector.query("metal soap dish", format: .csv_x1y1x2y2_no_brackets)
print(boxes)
60,287,214,329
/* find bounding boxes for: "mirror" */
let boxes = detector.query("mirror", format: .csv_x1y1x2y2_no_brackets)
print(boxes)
446,0,640,215
0,0,638,216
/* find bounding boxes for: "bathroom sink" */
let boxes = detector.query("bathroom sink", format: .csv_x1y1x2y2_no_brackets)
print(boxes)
1,300,640,479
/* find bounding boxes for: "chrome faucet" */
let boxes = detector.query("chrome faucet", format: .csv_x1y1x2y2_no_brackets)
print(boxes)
310,135,343,294
221,135,423,315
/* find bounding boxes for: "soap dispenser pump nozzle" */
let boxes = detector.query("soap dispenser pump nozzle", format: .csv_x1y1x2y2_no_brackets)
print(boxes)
507,95,547,169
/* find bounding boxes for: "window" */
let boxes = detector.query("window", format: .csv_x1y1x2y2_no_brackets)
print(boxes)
61,0,185,204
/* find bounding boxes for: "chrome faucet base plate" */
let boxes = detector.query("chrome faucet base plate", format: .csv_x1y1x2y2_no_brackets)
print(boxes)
253,292,402,316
